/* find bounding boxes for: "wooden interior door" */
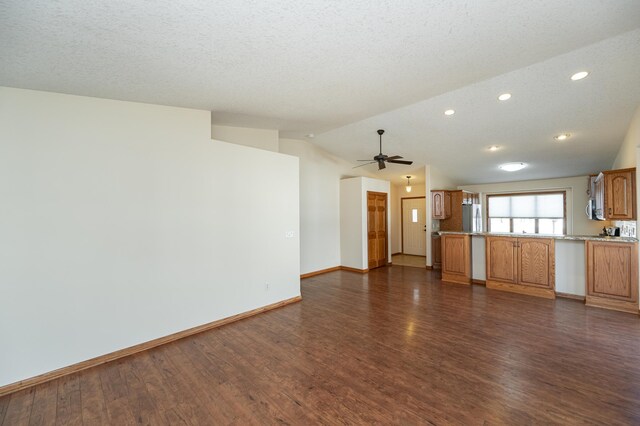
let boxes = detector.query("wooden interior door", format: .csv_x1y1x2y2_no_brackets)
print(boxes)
517,238,554,289
367,191,388,269
402,197,426,256
486,236,518,285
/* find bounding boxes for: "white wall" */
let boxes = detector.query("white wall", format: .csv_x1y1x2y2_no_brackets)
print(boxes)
0,87,300,387
555,240,586,296
459,175,607,236
211,124,279,152
471,236,486,280
279,138,374,274
340,178,364,269
612,106,640,170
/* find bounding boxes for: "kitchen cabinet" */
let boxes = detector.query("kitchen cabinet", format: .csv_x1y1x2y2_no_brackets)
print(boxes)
432,234,441,270
437,190,480,232
431,190,451,219
604,168,635,220
485,236,555,299
586,240,638,314
441,234,471,285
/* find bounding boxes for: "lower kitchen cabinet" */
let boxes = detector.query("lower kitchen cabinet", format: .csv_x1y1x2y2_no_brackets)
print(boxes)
432,234,441,270
486,236,555,299
441,234,471,284
585,240,638,314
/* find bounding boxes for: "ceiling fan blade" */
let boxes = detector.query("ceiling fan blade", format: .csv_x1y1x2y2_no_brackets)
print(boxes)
352,162,376,169
387,159,413,165
378,160,386,170
357,159,374,161
386,155,403,160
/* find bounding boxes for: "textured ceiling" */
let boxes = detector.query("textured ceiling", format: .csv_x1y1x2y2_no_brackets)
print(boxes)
2,1,640,184
317,30,640,184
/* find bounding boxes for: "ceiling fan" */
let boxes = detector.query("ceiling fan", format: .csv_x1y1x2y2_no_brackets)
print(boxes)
355,129,413,170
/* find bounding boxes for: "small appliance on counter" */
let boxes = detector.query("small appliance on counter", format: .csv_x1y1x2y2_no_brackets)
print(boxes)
604,226,620,237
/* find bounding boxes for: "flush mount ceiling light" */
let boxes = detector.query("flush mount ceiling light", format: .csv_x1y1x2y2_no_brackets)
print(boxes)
498,93,512,101
554,133,571,141
444,109,455,116
488,145,500,151
499,162,526,172
306,133,315,138
571,71,589,81
405,176,412,193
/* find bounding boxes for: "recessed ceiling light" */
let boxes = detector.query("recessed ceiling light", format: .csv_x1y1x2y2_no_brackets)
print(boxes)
554,133,570,141
444,109,455,116
499,162,526,172
306,133,315,138
488,145,500,151
571,71,589,81
498,93,512,101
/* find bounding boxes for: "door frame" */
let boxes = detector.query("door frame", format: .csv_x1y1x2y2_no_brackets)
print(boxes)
400,196,426,255
367,191,389,269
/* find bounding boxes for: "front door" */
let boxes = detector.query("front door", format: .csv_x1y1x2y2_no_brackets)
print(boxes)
367,191,388,269
402,197,426,256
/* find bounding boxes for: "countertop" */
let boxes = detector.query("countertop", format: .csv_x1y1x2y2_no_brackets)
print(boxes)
437,231,638,243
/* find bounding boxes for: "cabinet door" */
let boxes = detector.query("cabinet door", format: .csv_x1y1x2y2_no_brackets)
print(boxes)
517,238,554,289
432,235,441,269
486,237,518,284
441,234,471,284
605,170,635,220
432,191,447,219
586,241,638,302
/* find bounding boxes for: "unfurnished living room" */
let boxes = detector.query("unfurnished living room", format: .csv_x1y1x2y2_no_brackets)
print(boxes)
2,1,640,424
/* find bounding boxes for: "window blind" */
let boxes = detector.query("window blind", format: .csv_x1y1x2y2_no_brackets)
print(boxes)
488,193,564,218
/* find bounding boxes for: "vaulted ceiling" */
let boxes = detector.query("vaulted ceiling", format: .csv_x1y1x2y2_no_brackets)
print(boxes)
2,1,640,184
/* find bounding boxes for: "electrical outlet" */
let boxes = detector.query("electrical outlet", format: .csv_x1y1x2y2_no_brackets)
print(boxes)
285,231,295,238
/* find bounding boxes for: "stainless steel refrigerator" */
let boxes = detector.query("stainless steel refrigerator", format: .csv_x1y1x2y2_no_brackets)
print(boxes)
462,204,482,232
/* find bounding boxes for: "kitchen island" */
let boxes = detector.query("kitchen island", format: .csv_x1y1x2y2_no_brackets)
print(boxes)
438,231,639,314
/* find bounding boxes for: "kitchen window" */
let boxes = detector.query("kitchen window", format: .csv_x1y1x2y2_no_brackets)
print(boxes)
487,191,566,235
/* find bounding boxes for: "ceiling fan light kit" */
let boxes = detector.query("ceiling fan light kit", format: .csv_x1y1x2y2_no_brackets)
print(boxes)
354,129,414,171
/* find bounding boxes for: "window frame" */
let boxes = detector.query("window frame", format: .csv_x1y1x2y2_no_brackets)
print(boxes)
486,191,567,235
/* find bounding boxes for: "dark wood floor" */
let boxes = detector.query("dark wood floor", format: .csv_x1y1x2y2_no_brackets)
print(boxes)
3,266,640,425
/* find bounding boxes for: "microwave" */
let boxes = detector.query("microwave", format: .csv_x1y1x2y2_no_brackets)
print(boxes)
586,174,606,221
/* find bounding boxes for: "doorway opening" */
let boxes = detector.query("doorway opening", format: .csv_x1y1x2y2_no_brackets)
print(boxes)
394,196,426,268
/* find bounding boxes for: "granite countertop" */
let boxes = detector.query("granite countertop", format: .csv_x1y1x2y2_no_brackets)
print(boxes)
437,231,638,243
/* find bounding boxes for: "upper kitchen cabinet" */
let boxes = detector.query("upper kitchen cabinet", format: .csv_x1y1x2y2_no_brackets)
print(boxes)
431,190,451,219
436,190,481,232
604,168,636,220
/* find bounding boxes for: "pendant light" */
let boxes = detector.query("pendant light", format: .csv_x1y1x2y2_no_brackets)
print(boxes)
405,176,412,193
